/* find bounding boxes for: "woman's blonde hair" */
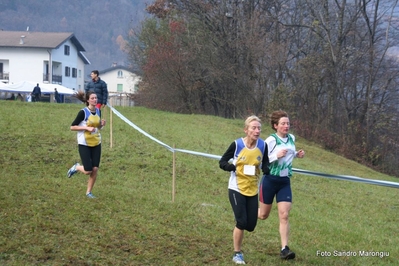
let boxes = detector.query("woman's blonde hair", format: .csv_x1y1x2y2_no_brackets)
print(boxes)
244,115,261,129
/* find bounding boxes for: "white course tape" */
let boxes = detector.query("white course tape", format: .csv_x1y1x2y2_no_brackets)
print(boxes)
292,168,399,188
173,148,222,160
107,104,399,189
109,105,174,152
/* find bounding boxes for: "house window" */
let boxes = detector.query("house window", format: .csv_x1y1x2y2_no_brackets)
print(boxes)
64,45,70,55
78,69,81,78
65,66,70,77
72,68,77,78
117,70,123,78
117,84,123,92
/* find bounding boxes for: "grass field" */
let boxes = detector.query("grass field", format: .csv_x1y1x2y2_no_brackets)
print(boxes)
0,101,398,265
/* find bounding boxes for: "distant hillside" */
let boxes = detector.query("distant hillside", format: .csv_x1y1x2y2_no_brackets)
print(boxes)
0,0,149,74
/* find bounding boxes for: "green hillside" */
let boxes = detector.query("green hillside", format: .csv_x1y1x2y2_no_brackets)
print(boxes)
0,101,397,265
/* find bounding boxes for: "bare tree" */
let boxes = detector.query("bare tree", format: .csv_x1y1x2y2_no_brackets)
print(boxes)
126,0,399,175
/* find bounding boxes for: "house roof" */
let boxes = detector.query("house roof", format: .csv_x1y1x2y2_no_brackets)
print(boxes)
78,52,91,65
0,31,86,51
100,65,134,75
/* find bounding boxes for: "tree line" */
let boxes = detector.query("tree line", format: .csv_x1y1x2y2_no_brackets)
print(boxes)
125,0,399,177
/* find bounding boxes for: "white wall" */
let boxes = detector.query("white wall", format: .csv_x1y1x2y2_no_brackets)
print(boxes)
76,57,85,92
51,39,80,89
0,47,47,84
0,39,86,90
100,68,140,94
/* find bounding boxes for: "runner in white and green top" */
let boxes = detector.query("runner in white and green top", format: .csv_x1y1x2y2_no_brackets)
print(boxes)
258,110,305,261
267,133,297,178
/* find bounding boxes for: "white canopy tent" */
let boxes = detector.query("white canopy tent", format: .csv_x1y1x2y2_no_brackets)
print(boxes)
0,81,76,95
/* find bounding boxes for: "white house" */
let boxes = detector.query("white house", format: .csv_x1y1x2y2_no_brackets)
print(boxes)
97,65,141,94
92,65,141,107
0,30,90,91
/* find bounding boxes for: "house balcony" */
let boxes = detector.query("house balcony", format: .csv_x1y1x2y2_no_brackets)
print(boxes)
0,72,9,81
43,74,62,84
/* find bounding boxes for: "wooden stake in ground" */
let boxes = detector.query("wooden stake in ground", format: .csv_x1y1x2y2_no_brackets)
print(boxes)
109,105,113,148
172,144,176,202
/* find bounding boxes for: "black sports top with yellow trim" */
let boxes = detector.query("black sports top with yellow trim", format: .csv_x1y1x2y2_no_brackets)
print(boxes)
71,107,102,147
219,138,269,196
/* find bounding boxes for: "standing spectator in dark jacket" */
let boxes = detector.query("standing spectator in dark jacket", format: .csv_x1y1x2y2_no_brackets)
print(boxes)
31,83,41,102
16,93,24,101
6,93,15,100
85,70,108,109
54,88,61,103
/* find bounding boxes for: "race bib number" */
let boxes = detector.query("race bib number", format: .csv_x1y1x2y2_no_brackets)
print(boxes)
280,168,288,177
243,165,256,176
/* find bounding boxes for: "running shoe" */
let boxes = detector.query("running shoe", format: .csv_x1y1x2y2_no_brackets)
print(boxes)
280,245,295,260
86,192,96,199
232,252,245,264
67,163,80,178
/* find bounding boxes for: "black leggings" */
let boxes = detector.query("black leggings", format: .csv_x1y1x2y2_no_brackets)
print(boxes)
78,144,101,172
228,189,258,232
